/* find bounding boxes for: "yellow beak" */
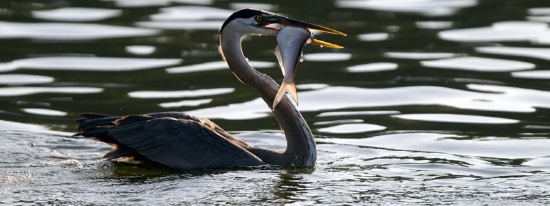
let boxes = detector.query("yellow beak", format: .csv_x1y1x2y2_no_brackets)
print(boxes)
309,38,344,49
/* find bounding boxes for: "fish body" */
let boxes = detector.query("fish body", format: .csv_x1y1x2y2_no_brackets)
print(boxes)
273,26,311,108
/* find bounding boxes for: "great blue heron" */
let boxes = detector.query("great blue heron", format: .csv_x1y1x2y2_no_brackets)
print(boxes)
75,9,345,170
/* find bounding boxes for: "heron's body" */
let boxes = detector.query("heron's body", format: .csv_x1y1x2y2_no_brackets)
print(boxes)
76,9,344,170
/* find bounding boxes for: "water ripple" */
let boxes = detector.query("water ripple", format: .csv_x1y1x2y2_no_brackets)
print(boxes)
476,46,550,61
393,113,518,124
32,7,122,22
303,53,351,62
467,84,550,109
317,111,400,117
384,52,456,59
0,87,102,97
324,132,550,159
113,0,214,7
357,33,389,41
529,7,550,16
0,21,158,40
126,45,156,55
136,21,224,30
439,21,550,44
187,85,542,120
230,3,277,11
314,119,364,126
415,21,454,29
22,108,67,117
150,6,232,21
128,88,234,99
166,61,274,73
421,56,534,72
0,56,181,72
0,74,54,85
336,0,477,16
512,70,550,79
0,2,549,205
346,62,397,73
159,99,212,108
0,121,70,135
317,123,386,134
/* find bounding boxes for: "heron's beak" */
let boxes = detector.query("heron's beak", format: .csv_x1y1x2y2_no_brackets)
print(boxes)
308,39,344,49
266,14,346,49
271,15,347,37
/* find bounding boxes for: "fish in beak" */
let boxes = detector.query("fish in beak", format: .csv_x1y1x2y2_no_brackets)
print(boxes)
272,25,344,109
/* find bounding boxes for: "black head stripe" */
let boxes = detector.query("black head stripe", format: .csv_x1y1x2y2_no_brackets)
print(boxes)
219,8,272,33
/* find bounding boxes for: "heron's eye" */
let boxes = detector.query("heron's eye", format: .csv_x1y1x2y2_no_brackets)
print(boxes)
255,15,263,22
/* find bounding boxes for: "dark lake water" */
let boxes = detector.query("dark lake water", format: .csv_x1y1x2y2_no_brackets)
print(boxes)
1,0,550,205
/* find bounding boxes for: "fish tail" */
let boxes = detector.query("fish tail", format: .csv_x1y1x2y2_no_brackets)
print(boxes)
273,81,298,110
288,82,298,105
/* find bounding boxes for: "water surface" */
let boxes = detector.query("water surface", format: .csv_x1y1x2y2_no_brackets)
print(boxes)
1,0,550,205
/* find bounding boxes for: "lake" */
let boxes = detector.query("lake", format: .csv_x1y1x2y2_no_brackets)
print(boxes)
1,0,550,205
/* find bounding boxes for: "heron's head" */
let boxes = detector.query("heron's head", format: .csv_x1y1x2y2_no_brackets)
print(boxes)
220,8,346,38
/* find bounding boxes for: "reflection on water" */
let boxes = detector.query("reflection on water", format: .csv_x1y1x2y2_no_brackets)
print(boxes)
126,45,156,55
477,46,550,61
0,21,159,40
0,74,54,85
150,6,232,21
187,85,547,120
1,0,550,205
128,88,234,99
324,132,550,159
166,61,274,73
357,32,389,41
440,21,550,44
317,123,386,134
0,56,181,72
335,0,477,16
393,113,519,124
303,53,352,61
22,108,67,116
346,62,397,73
136,20,224,30
136,6,232,30
513,70,550,79
32,7,122,22
421,56,534,72
0,86,103,97
384,52,456,60
415,21,454,29
159,98,212,108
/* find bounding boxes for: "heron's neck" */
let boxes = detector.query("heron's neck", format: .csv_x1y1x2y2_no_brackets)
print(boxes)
219,32,316,167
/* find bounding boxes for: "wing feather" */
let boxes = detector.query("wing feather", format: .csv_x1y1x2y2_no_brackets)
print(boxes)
77,112,264,170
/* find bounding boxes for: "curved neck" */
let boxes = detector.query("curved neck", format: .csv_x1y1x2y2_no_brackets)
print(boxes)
219,31,316,167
